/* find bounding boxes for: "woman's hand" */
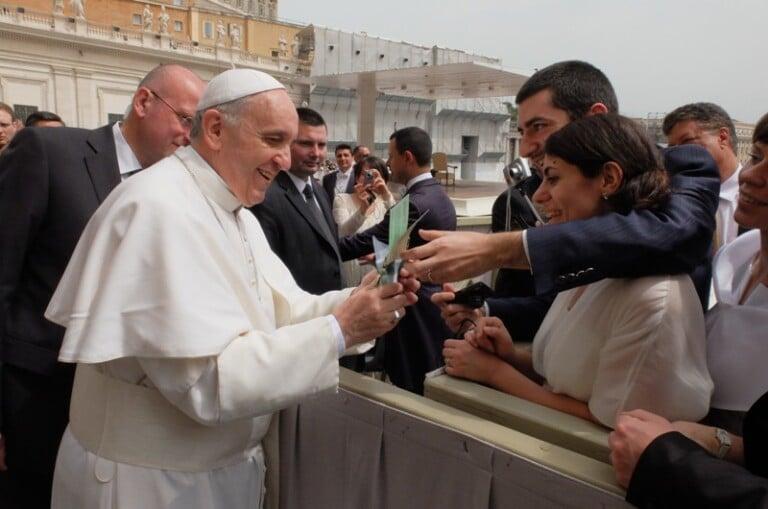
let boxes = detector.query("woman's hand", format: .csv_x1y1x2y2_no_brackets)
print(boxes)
369,170,393,202
467,317,516,364
353,182,373,213
442,338,501,384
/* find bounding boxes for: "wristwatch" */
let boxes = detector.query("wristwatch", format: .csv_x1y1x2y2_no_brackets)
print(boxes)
714,427,731,459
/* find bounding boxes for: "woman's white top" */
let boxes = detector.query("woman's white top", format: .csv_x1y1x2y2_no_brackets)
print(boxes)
532,274,713,428
332,193,394,287
707,229,768,411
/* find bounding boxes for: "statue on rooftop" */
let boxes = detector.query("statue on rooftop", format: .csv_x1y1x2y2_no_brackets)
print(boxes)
54,0,64,15
70,0,85,19
216,18,226,45
142,4,153,32
278,33,287,56
230,24,241,48
158,5,169,34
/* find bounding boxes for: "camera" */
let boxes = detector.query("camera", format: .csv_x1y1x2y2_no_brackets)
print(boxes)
364,170,374,185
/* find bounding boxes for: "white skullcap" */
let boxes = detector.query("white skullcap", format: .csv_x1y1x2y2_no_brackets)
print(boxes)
196,69,285,111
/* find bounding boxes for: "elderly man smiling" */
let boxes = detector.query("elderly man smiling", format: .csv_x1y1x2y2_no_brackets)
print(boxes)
45,69,418,509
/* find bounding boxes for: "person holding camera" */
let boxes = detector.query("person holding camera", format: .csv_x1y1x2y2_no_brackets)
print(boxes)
333,156,396,286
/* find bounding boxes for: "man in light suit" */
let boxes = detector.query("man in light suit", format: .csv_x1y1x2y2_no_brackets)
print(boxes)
339,127,457,394
321,143,356,202
411,60,719,342
251,107,342,297
0,63,204,508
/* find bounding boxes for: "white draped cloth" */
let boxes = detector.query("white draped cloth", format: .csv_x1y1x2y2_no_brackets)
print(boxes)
46,146,352,509
707,229,768,411
532,274,713,428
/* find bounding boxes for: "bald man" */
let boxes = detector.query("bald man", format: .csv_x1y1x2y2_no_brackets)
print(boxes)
0,63,205,508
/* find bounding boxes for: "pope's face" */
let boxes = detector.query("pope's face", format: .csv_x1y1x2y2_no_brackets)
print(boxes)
219,90,298,206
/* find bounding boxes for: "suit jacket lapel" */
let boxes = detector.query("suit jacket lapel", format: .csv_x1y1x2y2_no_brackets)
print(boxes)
278,173,340,257
84,125,121,203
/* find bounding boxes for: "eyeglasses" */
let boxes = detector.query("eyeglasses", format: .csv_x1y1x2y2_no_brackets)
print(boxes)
149,89,194,129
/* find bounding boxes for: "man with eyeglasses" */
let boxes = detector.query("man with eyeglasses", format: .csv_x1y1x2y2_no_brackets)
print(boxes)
0,63,204,509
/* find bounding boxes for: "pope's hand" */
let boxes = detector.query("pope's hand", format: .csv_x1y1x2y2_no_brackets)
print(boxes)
335,270,418,347
608,410,674,488
402,230,523,283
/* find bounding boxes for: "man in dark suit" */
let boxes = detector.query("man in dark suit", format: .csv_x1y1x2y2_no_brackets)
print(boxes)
338,127,457,394
420,60,718,343
609,392,768,508
251,107,342,296
0,64,204,508
321,143,356,202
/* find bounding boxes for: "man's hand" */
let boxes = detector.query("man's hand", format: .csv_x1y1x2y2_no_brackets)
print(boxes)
402,230,526,283
0,434,7,471
335,269,418,347
609,410,675,488
431,283,482,334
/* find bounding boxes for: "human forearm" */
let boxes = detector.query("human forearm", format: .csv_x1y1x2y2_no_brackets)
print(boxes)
486,362,593,422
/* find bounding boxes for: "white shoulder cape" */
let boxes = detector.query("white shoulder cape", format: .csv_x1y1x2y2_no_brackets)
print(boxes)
47,153,344,362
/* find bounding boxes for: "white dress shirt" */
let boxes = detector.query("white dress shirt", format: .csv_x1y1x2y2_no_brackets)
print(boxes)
718,163,743,247
334,166,354,194
112,122,142,180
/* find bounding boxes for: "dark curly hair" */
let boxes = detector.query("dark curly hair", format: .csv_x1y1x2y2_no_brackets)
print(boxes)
544,114,670,214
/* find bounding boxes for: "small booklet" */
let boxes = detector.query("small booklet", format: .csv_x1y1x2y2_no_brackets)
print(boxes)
372,198,429,284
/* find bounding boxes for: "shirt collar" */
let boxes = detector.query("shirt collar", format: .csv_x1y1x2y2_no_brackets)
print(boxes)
286,171,313,195
112,122,142,177
175,146,241,213
720,163,742,204
405,172,433,190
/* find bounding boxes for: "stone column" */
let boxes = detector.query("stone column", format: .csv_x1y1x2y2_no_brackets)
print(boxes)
356,72,376,149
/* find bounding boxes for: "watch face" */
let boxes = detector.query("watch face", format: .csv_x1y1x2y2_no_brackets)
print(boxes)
715,428,731,458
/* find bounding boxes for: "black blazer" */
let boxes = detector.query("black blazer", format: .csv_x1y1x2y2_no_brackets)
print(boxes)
0,125,120,377
338,176,457,394
321,169,355,203
251,171,342,295
627,391,768,508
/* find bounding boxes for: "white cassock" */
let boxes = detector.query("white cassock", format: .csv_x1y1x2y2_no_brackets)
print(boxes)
46,146,352,509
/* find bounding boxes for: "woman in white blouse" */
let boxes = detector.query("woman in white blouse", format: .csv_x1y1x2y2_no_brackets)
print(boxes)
442,114,713,428
333,156,397,286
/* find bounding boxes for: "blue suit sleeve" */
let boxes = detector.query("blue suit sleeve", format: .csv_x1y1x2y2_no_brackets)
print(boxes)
526,144,720,295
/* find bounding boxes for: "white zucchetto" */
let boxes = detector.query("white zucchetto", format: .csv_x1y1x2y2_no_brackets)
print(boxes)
197,69,285,111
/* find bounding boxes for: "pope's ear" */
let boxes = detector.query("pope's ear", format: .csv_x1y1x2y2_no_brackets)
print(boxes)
201,109,225,151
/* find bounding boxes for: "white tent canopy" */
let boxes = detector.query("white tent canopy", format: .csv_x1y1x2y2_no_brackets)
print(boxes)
310,62,532,147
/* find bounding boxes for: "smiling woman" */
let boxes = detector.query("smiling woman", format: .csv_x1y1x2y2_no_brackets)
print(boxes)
442,114,713,429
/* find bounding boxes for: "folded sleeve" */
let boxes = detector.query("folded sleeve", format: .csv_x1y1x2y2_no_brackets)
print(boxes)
137,314,339,426
628,432,768,509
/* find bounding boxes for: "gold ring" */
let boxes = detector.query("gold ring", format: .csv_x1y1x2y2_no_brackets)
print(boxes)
426,268,434,283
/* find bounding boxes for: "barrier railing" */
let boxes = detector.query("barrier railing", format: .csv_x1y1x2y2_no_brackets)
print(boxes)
424,373,611,463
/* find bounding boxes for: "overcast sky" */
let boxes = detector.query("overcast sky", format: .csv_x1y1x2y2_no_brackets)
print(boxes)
280,0,766,123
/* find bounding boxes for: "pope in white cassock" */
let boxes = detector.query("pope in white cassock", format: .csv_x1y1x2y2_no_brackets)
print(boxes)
45,69,418,508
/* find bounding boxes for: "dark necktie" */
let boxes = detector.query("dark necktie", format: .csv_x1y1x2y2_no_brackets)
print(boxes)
302,183,334,243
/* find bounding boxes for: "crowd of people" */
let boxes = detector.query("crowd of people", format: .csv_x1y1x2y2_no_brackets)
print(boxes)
0,58,765,509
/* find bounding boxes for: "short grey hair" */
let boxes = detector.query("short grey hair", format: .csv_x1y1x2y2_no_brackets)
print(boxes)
662,102,738,152
190,94,254,139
